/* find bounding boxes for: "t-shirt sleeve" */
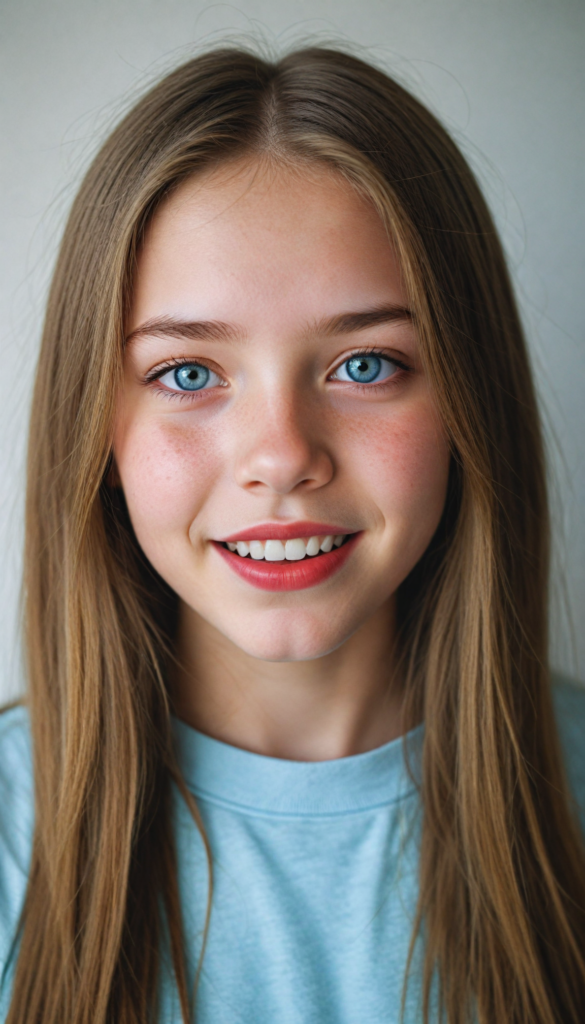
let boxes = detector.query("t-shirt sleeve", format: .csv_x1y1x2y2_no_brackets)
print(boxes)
0,705,34,995
551,674,585,830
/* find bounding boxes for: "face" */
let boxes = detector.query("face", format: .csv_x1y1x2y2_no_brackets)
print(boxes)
114,158,450,661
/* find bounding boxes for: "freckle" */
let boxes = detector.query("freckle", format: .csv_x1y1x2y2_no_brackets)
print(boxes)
329,403,445,477
158,419,216,463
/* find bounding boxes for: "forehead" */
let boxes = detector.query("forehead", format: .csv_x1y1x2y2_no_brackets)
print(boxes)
129,157,405,334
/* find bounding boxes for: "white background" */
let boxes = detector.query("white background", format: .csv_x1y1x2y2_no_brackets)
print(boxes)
1,0,583,700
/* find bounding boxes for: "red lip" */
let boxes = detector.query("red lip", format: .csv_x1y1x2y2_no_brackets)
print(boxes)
219,521,351,543
213,534,360,591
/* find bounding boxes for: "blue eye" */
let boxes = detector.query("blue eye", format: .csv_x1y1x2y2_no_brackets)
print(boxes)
174,364,209,390
333,354,398,384
158,362,222,392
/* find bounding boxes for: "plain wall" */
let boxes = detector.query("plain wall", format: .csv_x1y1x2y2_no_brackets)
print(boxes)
1,0,583,701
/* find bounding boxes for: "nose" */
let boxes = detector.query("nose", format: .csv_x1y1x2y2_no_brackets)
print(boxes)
233,394,334,495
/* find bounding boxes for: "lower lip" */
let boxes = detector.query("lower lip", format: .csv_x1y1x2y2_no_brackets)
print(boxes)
213,534,360,591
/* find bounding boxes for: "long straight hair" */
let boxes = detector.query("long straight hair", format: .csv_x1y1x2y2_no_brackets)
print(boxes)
10,47,585,1023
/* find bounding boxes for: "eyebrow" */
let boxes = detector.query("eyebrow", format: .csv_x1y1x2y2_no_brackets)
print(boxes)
318,305,412,335
126,305,412,345
126,316,239,345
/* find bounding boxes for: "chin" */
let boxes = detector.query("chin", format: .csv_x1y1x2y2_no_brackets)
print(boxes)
219,611,352,663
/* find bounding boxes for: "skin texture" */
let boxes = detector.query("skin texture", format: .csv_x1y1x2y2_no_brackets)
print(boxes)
114,158,450,760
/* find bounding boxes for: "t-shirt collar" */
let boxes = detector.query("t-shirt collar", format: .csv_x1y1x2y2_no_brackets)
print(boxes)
172,717,423,817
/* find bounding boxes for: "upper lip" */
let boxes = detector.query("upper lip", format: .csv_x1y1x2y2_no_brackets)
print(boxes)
218,521,355,543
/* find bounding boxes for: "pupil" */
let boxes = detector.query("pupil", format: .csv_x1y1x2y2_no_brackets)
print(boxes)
175,364,209,391
347,355,381,383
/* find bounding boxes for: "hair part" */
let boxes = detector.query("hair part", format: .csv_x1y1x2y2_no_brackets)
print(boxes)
11,46,585,1023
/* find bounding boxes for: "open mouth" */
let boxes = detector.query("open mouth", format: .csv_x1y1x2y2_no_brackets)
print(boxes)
214,532,359,591
222,534,351,561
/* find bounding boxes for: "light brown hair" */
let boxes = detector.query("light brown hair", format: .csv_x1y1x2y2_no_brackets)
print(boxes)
10,46,585,1023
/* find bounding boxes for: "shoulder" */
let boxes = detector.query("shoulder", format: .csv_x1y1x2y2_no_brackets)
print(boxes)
551,673,585,825
0,705,34,980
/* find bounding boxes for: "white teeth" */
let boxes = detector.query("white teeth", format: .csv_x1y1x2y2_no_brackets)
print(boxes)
227,534,346,560
249,540,265,560
306,536,321,556
285,538,307,561
264,539,286,561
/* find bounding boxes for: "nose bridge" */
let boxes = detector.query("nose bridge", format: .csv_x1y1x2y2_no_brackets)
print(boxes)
233,384,332,494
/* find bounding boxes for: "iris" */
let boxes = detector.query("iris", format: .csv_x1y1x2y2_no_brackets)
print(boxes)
345,355,382,383
174,363,210,391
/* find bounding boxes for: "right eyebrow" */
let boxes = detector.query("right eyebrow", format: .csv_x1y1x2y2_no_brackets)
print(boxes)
125,316,241,345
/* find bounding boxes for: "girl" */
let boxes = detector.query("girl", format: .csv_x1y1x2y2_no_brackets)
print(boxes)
1,46,584,1024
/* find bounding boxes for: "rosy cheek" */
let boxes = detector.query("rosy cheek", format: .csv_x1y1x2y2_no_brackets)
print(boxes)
115,416,220,531
385,414,447,494
335,398,449,511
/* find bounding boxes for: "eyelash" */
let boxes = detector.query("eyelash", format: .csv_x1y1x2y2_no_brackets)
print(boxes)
143,349,412,399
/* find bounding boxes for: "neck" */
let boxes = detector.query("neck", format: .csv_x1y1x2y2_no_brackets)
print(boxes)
172,599,404,761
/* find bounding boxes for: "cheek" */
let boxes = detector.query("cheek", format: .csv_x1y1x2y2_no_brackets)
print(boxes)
339,398,450,523
113,415,220,535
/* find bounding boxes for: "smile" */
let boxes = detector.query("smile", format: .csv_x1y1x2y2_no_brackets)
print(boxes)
213,529,360,592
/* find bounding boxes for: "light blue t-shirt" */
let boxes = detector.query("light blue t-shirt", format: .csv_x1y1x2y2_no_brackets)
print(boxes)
1,678,584,1022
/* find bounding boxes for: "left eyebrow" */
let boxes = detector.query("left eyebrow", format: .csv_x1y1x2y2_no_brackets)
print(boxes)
316,305,413,336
